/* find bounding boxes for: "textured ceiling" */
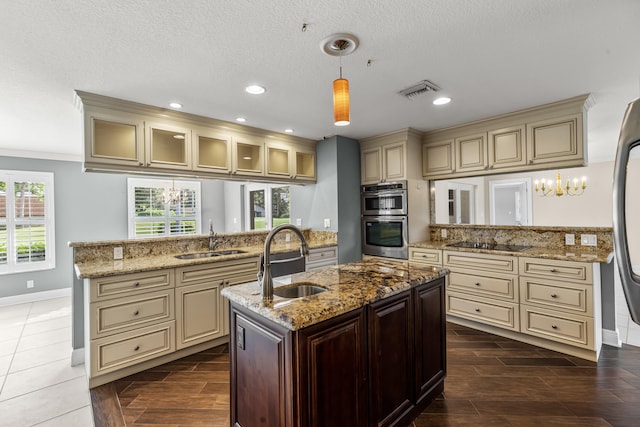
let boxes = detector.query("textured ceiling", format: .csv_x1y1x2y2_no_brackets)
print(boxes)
1,0,639,162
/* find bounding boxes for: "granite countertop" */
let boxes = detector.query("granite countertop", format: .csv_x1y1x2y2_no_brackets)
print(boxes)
221,258,448,331
410,241,614,263
74,240,336,279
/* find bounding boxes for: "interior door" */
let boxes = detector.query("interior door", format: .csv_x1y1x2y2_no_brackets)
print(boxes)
489,179,532,226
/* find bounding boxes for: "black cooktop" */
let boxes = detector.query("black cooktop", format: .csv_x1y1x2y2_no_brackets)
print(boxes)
446,242,532,252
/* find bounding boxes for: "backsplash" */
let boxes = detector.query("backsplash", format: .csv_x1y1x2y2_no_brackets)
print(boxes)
428,224,613,252
70,229,337,264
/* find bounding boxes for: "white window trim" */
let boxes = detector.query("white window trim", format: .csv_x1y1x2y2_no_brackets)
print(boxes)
243,183,290,231
0,170,55,275
127,178,201,239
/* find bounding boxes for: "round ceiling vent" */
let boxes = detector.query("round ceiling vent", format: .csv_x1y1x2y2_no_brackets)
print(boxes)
320,33,359,56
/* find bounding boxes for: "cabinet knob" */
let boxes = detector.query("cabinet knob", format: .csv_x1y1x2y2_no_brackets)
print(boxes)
475,282,481,286
551,325,558,329
225,280,230,286
475,308,480,312
549,268,557,273
133,282,140,287
134,345,140,351
550,293,557,298
220,280,225,286
133,310,140,316
138,162,144,166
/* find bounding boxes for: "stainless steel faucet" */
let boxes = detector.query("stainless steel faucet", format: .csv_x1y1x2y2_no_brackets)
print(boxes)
209,223,218,251
258,224,310,302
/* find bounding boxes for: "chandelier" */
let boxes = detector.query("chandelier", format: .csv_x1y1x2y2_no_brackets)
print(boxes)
534,172,587,197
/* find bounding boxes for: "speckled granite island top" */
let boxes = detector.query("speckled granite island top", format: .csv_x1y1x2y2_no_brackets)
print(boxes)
221,259,448,331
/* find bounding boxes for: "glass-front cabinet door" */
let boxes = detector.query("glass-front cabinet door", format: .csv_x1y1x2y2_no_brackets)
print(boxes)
146,122,192,170
193,128,231,174
232,136,264,176
86,112,145,167
266,141,292,179
294,147,316,181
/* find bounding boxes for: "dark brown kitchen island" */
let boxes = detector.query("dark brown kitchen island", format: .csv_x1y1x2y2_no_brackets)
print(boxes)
222,259,449,426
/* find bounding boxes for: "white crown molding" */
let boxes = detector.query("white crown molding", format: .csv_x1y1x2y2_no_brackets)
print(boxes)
0,149,83,163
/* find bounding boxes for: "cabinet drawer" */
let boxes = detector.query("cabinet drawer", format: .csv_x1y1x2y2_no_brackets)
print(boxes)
409,248,442,266
90,270,174,301
176,257,259,287
444,250,517,274
520,277,592,316
448,271,518,301
308,247,337,263
90,321,175,376
306,259,338,271
520,305,592,349
519,257,592,284
90,289,174,339
447,292,519,331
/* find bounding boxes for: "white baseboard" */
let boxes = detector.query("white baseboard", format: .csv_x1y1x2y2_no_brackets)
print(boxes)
602,328,622,348
0,288,71,307
71,347,85,366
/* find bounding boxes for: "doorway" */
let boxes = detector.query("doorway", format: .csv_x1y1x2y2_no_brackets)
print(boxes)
489,178,532,225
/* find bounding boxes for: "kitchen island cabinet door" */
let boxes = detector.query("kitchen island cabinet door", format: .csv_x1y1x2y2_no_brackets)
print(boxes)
296,308,368,427
368,290,414,427
414,278,446,404
230,306,293,427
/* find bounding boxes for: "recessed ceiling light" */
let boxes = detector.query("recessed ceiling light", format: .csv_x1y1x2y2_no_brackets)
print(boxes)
245,85,266,95
433,97,452,106
169,102,183,109
236,117,246,122
284,128,294,133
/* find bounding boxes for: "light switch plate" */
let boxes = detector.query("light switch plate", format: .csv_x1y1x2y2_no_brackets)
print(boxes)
581,234,597,247
113,247,123,260
441,229,448,238
565,234,575,245
324,218,331,228
296,218,302,226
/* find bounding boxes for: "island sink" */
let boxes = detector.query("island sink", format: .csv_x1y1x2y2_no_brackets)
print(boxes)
273,283,327,299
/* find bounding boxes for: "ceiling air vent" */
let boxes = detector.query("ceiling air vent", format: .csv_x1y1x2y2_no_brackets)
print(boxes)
398,80,440,100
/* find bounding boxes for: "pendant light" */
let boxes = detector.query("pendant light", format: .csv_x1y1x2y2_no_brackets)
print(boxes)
321,33,359,127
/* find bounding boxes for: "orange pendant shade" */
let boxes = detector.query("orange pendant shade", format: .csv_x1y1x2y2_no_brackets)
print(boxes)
333,78,350,126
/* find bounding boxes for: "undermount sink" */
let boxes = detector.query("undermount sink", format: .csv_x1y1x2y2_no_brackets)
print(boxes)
273,282,327,299
175,249,248,260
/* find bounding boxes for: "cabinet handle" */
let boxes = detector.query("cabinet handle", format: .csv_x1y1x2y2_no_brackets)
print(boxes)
550,293,557,298
133,282,140,287
551,325,558,329
133,345,140,351
475,308,480,312
133,310,140,316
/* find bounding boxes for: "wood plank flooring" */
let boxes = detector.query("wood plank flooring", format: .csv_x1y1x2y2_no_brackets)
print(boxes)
91,322,640,426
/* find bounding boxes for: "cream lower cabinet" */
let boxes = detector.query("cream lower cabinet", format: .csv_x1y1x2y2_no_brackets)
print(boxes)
306,246,338,271
519,257,599,354
175,257,259,347
444,250,520,331
86,269,176,381
409,247,443,267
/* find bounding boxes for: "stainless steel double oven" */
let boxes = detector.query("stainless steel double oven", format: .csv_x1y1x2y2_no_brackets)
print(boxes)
361,181,409,259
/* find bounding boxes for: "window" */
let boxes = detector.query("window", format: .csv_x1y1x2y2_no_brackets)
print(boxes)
244,184,290,231
0,170,55,274
127,178,201,238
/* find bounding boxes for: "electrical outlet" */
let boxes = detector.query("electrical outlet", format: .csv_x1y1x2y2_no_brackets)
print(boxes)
565,234,575,245
296,218,302,226
236,325,245,350
27,280,34,289
581,234,598,247
285,232,291,242
324,218,331,228
113,247,123,260
441,229,448,238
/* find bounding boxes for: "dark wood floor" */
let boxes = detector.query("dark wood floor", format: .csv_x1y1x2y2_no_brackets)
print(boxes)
92,322,640,426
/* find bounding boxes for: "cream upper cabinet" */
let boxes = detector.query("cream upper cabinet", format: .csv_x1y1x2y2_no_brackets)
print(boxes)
361,146,382,184
454,133,488,173
265,141,292,179
487,125,526,170
85,110,145,168
422,139,454,177
526,113,584,166
232,135,265,177
293,146,317,182
193,128,232,174
360,129,422,184
146,121,192,170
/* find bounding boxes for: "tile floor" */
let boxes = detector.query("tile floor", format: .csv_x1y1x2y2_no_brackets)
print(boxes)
0,296,93,427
